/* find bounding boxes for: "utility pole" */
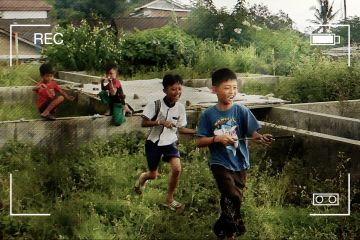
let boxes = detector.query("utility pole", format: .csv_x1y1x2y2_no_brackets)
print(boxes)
343,0,347,20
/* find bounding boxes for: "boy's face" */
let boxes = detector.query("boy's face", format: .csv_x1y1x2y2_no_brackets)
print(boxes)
41,73,54,83
107,68,117,79
164,83,182,103
212,79,238,105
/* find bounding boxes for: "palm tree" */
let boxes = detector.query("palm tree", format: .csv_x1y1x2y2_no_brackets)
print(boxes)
344,0,347,20
310,0,340,32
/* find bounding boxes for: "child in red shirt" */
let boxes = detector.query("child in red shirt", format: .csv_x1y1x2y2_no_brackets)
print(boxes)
32,63,74,120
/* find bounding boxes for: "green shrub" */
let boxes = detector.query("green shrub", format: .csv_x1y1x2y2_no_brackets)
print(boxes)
44,20,122,71
276,56,360,103
250,28,310,76
120,26,197,75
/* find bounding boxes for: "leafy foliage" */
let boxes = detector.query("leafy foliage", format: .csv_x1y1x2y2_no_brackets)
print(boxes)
335,16,360,45
248,4,293,30
310,0,340,33
53,0,129,23
44,20,122,71
120,26,197,75
276,56,360,102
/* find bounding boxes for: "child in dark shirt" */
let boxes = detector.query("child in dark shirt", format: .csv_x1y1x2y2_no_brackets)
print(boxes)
100,63,130,116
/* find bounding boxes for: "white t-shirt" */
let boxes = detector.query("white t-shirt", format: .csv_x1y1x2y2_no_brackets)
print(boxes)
142,98,187,146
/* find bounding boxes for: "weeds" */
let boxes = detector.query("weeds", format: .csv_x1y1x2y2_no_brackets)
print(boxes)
0,133,358,239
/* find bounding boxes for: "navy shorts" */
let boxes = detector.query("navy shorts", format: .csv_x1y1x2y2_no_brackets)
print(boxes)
145,140,180,171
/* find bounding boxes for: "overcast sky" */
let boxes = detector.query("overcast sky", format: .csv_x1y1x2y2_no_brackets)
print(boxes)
181,0,360,32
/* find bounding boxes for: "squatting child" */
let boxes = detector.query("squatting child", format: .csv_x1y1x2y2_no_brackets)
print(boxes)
32,63,74,120
100,63,131,117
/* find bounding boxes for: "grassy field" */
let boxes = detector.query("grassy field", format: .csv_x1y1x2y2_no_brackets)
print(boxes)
0,64,40,87
0,133,358,239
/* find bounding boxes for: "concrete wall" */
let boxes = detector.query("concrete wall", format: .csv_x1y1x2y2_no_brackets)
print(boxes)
0,86,36,104
0,110,359,180
183,75,279,89
266,106,360,140
58,71,101,84
0,86,98,120
0,116,144,151
1,114,358,179
260,122,360,180
285,100,360,119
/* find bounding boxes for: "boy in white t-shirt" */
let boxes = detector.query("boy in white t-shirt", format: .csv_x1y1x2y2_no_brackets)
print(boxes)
134,74,195,211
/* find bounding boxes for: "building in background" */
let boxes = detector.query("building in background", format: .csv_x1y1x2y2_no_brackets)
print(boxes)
0,0,52,19
0,0,53,63
130,0,190,18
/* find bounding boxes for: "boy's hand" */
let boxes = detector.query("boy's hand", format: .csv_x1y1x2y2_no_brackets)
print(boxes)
124,104,131,113
161,120,176,129
254,134,273,146
39,83,47,89
214,135,236,145
66,95,75,101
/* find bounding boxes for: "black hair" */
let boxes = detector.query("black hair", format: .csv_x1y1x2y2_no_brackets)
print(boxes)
211,68,237,86
162,74,183,88
39,63,54,76
105,63,118,74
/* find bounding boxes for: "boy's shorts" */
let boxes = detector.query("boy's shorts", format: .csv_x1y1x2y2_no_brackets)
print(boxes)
145,140,180,171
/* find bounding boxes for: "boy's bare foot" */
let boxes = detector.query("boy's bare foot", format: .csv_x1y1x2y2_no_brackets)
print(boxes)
134,179,147,195
104,109,111,116
41,113,56,120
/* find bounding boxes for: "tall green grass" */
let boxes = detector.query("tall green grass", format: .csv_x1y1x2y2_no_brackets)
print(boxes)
0,64,40,87
0,133,357,239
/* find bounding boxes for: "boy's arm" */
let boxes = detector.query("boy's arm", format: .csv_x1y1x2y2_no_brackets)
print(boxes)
177,105,194,134
251,131,273,146
178,127,196,134
196,134,236,147
142,119,174,128
32,83,46,91
107,79,117,96
57,87,75,101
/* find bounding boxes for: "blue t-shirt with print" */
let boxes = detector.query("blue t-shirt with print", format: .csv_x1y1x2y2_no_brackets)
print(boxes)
197,104,261,171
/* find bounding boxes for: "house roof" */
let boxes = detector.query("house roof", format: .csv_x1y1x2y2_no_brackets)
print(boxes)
0,0,52,11
0,28,40,49
112,17,185,32
134,0,190,12
0,18,53,42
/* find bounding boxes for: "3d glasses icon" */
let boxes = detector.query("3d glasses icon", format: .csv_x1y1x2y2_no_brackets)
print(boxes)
312,193,339,206
310,34,341,46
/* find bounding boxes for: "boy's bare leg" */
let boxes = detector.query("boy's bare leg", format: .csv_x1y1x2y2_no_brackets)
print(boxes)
40,96,64,117
166,157,181,203
138,170,158,185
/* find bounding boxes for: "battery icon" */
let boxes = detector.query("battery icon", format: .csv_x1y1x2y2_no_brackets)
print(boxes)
310,34,341,45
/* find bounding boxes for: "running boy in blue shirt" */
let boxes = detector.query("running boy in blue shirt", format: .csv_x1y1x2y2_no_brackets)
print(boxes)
196,68,273,239
134,74,195,211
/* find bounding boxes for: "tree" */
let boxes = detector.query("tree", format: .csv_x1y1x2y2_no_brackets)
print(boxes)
53,0,128,23
335,16,360,45
184,0,252,45
310,0,340,32
248,4,293,30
